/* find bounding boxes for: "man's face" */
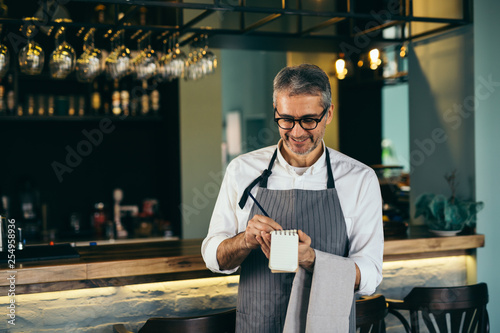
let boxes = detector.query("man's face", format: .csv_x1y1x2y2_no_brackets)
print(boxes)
274,92,333,158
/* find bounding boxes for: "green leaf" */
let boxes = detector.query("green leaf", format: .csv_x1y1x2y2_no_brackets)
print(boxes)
429,195,447,223
444,200,467,230
414,193,435,219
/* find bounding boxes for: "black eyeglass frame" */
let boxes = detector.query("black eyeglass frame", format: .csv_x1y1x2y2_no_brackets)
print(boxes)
274,106,329,130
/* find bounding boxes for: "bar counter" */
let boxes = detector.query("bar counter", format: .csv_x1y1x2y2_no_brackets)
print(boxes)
0,228,485,295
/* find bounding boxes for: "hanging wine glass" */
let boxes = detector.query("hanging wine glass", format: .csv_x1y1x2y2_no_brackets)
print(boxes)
170,32,187,79
201,34,217,76
76,28,102,82
131,30,145,80
135,31,158,81
0,43,10,78
184,39,203,81
18,17,45,75
49,19,76,79
106,30,130,80
158,36,174,81
105,33,118,80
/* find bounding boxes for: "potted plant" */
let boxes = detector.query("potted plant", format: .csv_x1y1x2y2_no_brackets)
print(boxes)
414,170,484,236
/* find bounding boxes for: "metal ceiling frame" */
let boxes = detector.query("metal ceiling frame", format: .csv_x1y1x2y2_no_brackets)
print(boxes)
0,0,473,53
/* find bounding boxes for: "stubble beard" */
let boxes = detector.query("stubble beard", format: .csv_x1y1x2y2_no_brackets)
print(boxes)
284,134,320,156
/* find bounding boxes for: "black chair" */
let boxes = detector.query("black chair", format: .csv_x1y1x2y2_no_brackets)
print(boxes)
356,294,388,333
113,308,236,333
386,283,489,333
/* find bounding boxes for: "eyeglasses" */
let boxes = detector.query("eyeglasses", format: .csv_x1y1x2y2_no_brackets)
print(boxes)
274,106,328,130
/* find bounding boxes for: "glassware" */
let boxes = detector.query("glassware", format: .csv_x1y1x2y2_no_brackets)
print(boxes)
105,30,130,80
18,18,45,75
76,28,102,82
0,43,10,78
201,35,217,76
184,47,202,81
134,31,158,81
170,33,187,79
49,19,76,79
158,36,174,81
184,34,217,81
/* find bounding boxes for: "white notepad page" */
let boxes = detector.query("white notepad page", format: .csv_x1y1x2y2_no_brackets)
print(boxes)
269,230,298,273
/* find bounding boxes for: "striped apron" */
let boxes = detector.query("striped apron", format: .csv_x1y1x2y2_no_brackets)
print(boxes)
236,148,355,333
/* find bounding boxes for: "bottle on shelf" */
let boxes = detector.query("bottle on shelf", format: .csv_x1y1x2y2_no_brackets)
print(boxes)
0,78,5,115
37,94,45,116
130,85,139,116
102,81,111,115
78,95,85,116
141,80,150,115
111,79,121,116
6,74,15,116
150,83,160,115
139,7,147,26
113,188,128,239
47,95,55,116
120,80,130,117
27,94,35,116
68,95,76,116
0,187,9,252
91,80,101,115
94,4,106,24
18,178,41,242
91,202,107,238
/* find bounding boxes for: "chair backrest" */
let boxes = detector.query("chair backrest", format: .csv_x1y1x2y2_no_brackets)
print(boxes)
356,294,388,333
137,308,236,333
404,283,489,333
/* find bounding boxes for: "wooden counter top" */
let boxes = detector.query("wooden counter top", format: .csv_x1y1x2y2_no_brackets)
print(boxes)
0,229,485,294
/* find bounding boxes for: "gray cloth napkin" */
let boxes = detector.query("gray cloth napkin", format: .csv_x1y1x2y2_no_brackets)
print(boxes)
283,249,355,333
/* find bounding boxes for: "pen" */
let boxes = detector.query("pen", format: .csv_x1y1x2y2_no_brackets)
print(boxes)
248,192,270,217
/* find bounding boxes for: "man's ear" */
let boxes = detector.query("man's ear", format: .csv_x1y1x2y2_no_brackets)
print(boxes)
326,104,335,124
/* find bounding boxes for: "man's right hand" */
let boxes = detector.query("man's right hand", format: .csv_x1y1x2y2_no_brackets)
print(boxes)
216,215,282,270
244,214,283,249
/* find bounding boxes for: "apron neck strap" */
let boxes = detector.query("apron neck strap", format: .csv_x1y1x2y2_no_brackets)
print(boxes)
238,149,277,209
238,147,335,209
325,148,335,189
259,149,278,188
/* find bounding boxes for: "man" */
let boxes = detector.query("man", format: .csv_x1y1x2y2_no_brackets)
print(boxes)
202,64,383,332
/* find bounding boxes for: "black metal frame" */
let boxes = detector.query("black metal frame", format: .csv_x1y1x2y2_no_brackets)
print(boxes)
0,0,473,52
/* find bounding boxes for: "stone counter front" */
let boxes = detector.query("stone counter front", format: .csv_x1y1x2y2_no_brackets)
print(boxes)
0,230,485,332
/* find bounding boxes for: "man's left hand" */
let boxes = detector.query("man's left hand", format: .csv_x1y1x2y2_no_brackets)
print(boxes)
257,229,316,271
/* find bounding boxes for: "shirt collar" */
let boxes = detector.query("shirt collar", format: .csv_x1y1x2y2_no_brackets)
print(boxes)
276,140,327,176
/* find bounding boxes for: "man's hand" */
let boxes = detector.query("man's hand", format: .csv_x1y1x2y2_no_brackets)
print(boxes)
257,229,316,272
216,215,281,271
297,230,315,271
245,214,282,249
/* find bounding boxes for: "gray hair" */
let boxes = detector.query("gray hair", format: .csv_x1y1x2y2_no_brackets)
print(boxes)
273,64,332,110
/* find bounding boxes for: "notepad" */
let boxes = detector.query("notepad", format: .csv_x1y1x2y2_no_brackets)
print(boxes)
269,229,299,273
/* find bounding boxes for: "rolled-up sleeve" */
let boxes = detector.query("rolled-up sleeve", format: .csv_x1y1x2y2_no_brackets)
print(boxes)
201,160,241,274
348,171,384,295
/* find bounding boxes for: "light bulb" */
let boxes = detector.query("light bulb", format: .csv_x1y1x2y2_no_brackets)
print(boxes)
335,58,347,80
369,48,382,70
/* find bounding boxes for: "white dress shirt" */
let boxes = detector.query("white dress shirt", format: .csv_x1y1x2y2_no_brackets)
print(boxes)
201,141,384,295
